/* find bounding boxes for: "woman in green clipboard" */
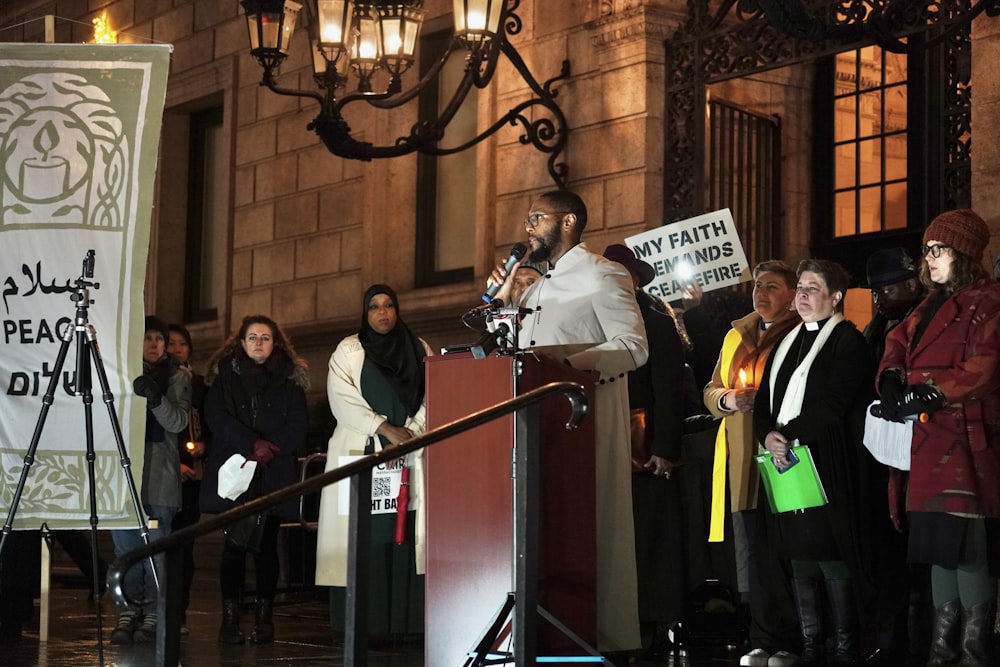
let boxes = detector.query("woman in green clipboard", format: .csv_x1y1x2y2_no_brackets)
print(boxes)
753,259,876,667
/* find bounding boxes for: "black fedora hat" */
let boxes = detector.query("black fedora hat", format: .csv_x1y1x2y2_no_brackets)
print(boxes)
603,244,655,287
865,247,917,289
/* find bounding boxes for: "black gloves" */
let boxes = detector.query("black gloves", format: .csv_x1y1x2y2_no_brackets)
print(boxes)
872,370,905,422
133,375,163,407
870,371,946,423
898,383,947,418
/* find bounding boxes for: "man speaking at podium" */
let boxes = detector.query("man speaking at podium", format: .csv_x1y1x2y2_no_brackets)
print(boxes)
489,189,649,654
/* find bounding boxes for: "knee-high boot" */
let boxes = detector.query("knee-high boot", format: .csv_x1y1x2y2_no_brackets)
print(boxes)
824,578,858,666
250,597,274,644
218,598,245,644
791,578,824,667
927,599,962,667
957,599,996,667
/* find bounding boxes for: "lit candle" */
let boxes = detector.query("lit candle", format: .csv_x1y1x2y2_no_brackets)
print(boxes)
738,367,754,389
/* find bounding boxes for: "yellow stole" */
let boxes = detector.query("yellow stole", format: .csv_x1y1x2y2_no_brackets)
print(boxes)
709,328,743,542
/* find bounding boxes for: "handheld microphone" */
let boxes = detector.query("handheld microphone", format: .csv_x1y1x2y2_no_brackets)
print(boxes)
482,242,527,303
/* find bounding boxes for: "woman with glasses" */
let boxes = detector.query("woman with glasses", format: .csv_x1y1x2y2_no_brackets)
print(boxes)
200,315,309,645
753,259,876,666
877,209,1000,666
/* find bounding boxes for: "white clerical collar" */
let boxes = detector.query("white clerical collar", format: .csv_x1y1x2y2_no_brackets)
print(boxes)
804,320,821,331
761,320,773,330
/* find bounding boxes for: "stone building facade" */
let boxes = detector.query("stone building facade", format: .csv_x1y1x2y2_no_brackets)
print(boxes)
2,0,1000,417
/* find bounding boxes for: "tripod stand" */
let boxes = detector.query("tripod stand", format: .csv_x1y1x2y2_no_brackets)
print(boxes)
463,306,605,666
0,249,159,661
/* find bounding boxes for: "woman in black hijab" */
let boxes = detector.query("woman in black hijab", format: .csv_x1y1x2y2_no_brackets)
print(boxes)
315,284,433,637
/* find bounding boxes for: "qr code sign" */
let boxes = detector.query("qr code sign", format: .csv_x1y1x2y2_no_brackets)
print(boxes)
373,476,391,499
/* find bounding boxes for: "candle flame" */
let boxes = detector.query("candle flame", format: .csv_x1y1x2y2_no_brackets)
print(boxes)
186,441,195,451
92,12,117,44
738,368,747,386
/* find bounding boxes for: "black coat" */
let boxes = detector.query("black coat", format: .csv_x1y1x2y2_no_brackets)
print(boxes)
753,319,878,610
629,291,686,461
199,352,308,519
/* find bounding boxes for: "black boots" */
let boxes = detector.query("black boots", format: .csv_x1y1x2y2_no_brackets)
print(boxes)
250,597,274,644
957,599,996,667
218,598,245,644
791,578,824,666
824,578,858,666
790,577,859,666
927,599,962,667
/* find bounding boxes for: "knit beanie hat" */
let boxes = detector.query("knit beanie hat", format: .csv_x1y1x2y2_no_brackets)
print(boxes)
923,209,990,262
144,315,170,342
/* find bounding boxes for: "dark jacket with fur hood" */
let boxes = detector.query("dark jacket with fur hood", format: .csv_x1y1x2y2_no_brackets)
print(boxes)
199,347,309,519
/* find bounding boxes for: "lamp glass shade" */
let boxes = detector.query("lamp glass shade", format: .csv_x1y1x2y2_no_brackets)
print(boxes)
377,4,424,76
244,0,303,55
316,0,353,53
453,0,502,44
350,10,381,83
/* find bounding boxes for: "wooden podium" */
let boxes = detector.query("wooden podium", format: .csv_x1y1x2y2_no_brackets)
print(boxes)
424,352,598,665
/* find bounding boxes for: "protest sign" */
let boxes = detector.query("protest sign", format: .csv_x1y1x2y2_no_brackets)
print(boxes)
625,208,751,301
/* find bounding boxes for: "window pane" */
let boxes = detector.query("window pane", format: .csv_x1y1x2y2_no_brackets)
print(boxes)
885,182,907,230
886,133,907,182
859,185,881,234
836,96,857,141
835,191,857,237
857,138,880,186
835,143,857,189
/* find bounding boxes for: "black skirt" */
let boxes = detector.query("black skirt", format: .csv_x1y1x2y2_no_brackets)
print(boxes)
908,512,1000,574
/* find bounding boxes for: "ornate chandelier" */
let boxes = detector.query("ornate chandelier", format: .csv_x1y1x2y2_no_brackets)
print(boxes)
240,0,569,187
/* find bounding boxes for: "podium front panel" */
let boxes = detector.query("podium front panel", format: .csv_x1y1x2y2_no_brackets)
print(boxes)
424,353,596,664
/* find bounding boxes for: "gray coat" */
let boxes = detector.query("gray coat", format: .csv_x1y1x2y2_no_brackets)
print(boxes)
140,359,191,510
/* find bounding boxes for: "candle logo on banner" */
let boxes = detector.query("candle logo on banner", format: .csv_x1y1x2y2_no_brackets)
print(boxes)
625,208,751,301
0,73,130,227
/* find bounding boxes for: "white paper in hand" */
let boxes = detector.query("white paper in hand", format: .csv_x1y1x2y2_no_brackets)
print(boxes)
863,401,913,470
217,454,257,500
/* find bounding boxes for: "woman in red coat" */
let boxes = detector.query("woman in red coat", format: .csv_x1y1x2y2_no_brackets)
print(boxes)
878,209,1000,667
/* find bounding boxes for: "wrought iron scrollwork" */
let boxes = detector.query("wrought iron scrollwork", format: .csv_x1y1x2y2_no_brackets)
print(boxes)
260,0,569,188
664,0,985,222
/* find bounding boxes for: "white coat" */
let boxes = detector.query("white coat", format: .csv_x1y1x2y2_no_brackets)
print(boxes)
314,334,432,587
517,242,649,652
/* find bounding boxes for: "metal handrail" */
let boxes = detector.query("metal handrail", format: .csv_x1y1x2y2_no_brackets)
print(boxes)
106,380,587,662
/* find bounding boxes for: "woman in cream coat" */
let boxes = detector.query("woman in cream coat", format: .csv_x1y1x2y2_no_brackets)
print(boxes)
315,284,432,635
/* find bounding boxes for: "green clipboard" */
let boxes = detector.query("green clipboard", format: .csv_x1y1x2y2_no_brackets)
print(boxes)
754,444,828,513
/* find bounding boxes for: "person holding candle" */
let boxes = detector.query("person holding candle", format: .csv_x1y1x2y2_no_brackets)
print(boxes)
703,260,801,667
167,323,211,635
110,316,191,644
753,259,876,667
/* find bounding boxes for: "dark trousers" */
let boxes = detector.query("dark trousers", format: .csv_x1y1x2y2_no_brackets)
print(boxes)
743,509,801,654
0,531,41,632
171,480,202,615
219,516,281,600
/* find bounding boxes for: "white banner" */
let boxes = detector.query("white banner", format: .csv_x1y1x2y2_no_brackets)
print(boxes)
626,208,751,301
0,44,171,528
